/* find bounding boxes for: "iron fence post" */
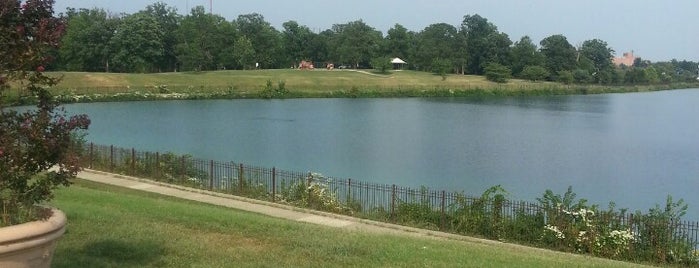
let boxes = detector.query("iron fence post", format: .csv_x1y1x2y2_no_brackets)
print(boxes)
109,145,114,172
307,172,313,208
89,142,93,169
441,190,446,230
347,179,352,205
229,161,234,192
272,167,276,203
391,184,396,220
155,152,160,179
209,160,214,190
238,163,244,193
131,148,135,175
180,155,186,182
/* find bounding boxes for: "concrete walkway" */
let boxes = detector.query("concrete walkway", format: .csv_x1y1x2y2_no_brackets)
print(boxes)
78,169,474,240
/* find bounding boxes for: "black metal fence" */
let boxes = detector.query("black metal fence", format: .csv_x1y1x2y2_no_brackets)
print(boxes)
81,143,699,266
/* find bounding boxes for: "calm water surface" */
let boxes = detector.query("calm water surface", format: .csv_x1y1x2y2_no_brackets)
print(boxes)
64,89,699,219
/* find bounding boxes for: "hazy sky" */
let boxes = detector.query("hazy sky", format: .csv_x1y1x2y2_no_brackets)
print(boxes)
53,0,698,62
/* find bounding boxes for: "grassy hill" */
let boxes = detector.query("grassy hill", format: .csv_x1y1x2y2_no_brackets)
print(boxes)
52,69,550,93
52,179,650,267
4,69,692,104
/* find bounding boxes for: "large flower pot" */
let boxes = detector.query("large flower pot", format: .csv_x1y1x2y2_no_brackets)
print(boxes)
0,208,67,268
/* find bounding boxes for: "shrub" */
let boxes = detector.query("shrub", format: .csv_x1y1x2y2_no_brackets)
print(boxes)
520,65,550,81
572,69,592,84
280,173,354,215
370,57,392,74
536,187,697,265
431,58,452,80
450,185,509,239
260,79,289,98
1,0,91,226
394,187,441,230
632,196,695,264
484,63,512,83
557,70,574,84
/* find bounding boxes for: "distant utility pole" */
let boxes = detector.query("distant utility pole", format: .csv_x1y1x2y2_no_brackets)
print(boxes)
209,0,212,13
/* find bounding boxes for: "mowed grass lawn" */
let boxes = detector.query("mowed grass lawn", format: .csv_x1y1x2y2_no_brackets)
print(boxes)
51,179,649,268
49,69,560,95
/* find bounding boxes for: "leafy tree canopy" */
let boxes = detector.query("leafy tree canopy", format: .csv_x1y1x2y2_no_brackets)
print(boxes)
328,20,383,68
484,62,511,83
540,34,577,75
511,36,544,77
579,39,614,72
414,23,458,72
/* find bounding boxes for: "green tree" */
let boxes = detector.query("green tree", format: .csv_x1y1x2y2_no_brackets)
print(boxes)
484,62,511,83
595,69,615,84
235,13,282,68
644,66,659,84
414,23,458,72
328,20,383,68
432,58,452,80
370,57,392,74
579,39,614,73
233,36,256,70
572,69,592,84
109,12,164,72
282,20,315,67
214,22,239,70
485,32,512,67
142,2,181,72
307,30,331,64
624,68,648,84
385,23,414,60
460,14,511,74
175,6,233,71
633,57,651,68
540,34,577,75
510,36,544,77
669,59,699,82
58,8,119,72
557,70,574,84
520,65,550,81
576,55,596,75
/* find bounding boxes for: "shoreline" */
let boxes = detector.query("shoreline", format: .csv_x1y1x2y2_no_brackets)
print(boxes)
5,83,697,107
2,70,697,106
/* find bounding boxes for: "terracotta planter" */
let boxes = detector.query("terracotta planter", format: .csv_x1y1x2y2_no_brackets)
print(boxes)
0,208,67,268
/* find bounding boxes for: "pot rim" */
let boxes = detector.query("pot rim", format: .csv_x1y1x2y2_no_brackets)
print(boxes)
0,208,67,256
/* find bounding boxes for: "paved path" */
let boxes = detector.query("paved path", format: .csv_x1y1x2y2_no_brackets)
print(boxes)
77,169,497,243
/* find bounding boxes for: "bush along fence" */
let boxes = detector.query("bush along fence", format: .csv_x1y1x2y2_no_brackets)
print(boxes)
81,143,699,266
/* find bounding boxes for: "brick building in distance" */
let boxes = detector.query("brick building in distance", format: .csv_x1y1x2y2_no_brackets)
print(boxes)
613,51,637,67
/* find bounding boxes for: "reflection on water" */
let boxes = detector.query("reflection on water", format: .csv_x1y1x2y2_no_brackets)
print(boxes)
63,89,699,220
427,94,611,114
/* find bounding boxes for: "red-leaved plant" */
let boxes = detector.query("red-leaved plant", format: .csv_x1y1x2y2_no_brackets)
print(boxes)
0,0,90,226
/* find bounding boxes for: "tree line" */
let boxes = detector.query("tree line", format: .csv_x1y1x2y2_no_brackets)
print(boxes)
53,3,699,84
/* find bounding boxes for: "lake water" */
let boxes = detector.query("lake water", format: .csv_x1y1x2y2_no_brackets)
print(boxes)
62,89,699,220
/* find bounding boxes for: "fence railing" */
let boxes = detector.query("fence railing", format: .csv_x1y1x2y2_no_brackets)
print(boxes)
81,143,699,266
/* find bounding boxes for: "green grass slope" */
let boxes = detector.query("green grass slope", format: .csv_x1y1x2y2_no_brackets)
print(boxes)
45,69,655,99
51,179,650,267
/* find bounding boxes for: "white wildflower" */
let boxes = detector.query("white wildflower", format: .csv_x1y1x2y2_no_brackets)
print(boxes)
544,224,565,239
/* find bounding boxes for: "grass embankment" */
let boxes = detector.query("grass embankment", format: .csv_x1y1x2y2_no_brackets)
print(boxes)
51,179,648,267
5,69,695,104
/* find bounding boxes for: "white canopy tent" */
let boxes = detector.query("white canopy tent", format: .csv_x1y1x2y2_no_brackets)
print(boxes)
391,57,407,64
391,57,407,69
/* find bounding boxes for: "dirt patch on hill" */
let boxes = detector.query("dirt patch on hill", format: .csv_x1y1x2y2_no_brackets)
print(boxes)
82,74,126,87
